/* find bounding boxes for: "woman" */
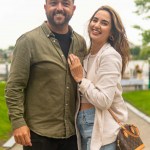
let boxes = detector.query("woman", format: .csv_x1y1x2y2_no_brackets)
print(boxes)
68,5,130,150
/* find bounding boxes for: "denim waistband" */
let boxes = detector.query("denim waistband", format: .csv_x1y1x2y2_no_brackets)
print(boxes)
78,107,95,117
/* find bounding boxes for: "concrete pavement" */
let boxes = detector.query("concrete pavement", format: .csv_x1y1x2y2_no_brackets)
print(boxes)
6,104,150,150
127,107,150,150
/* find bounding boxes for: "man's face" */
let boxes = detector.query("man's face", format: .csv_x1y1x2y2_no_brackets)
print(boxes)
44,0,76,27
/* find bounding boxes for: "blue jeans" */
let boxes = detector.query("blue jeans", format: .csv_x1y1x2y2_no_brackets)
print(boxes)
77,108,116,150
77,108,95,150
100,142,116,150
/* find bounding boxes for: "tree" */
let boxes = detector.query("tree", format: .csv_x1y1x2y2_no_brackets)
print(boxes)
139,46,150,59
133,0,150,59
142,29,150,46
130,46,141,59
8,46,15,51
134,0,150,18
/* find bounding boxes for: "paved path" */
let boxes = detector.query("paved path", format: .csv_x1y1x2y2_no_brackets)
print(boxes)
9,144,22,150
127,108,150,150
8,108,150,150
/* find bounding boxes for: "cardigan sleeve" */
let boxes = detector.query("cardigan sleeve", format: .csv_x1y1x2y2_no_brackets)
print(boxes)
79,51,122,110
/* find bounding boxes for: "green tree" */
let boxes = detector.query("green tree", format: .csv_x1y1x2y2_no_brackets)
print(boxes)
134,0,150,59
134,0,150,18
139,46,150,59
130,46,141,59
142,29,150,46
8,46,14,51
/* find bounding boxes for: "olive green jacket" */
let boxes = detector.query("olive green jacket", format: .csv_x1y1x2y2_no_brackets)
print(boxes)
5,22,87,138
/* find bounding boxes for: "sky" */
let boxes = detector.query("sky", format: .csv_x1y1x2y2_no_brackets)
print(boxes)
0,0,150,49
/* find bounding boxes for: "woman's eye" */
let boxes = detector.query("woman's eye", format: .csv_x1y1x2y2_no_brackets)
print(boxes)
92,19,98,23
101,21,108,26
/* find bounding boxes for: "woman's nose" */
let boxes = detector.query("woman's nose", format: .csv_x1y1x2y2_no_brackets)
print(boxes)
94,22,101,28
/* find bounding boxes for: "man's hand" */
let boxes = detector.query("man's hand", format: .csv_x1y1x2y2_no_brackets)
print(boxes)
68,54,83,83
13,126,32,146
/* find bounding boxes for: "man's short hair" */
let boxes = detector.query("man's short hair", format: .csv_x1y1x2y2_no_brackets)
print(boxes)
45,0,75,3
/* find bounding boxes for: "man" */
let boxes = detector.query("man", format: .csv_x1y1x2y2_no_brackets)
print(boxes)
5,0,87,149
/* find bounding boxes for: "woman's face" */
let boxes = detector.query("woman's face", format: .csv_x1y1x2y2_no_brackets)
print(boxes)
89,10,112,45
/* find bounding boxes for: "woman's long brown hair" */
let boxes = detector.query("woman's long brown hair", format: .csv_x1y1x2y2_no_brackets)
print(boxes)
88,5,130,76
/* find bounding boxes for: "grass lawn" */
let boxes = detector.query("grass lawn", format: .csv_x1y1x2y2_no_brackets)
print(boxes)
123,90,150,117
0,82,11,147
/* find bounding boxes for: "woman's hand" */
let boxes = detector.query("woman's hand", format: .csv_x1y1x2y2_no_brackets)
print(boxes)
68,54,83,83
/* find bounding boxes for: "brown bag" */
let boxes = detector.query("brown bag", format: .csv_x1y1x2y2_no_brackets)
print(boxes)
108,109,145,150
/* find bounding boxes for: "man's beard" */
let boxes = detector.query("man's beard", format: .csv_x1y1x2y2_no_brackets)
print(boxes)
46,10,72,27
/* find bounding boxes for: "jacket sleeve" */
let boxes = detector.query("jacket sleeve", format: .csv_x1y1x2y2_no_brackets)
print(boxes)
79,51,122,110
5,35,31,130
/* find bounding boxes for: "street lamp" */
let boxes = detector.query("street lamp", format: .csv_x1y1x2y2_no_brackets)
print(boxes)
148,57,150,89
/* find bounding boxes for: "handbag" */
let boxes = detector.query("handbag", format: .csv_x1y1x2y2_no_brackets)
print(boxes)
108,109,145,150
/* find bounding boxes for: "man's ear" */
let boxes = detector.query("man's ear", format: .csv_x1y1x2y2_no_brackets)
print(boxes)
44,4,47,13
73,5,76,12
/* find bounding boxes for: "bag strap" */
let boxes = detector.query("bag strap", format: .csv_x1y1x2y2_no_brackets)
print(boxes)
108,109,140,137
108,109,123,126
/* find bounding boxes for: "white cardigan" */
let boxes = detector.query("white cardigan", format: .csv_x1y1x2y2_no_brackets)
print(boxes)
76,43,128,150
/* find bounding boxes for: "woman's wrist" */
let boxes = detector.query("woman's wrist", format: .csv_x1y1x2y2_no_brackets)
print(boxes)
77,79,82,85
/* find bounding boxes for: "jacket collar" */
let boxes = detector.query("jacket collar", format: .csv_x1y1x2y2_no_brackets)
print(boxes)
84,43,112,73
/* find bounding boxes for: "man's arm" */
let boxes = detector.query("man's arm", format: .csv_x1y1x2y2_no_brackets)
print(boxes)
5,35,32,146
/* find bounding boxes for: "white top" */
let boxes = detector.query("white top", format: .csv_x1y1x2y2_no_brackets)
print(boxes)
81,53,97,103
